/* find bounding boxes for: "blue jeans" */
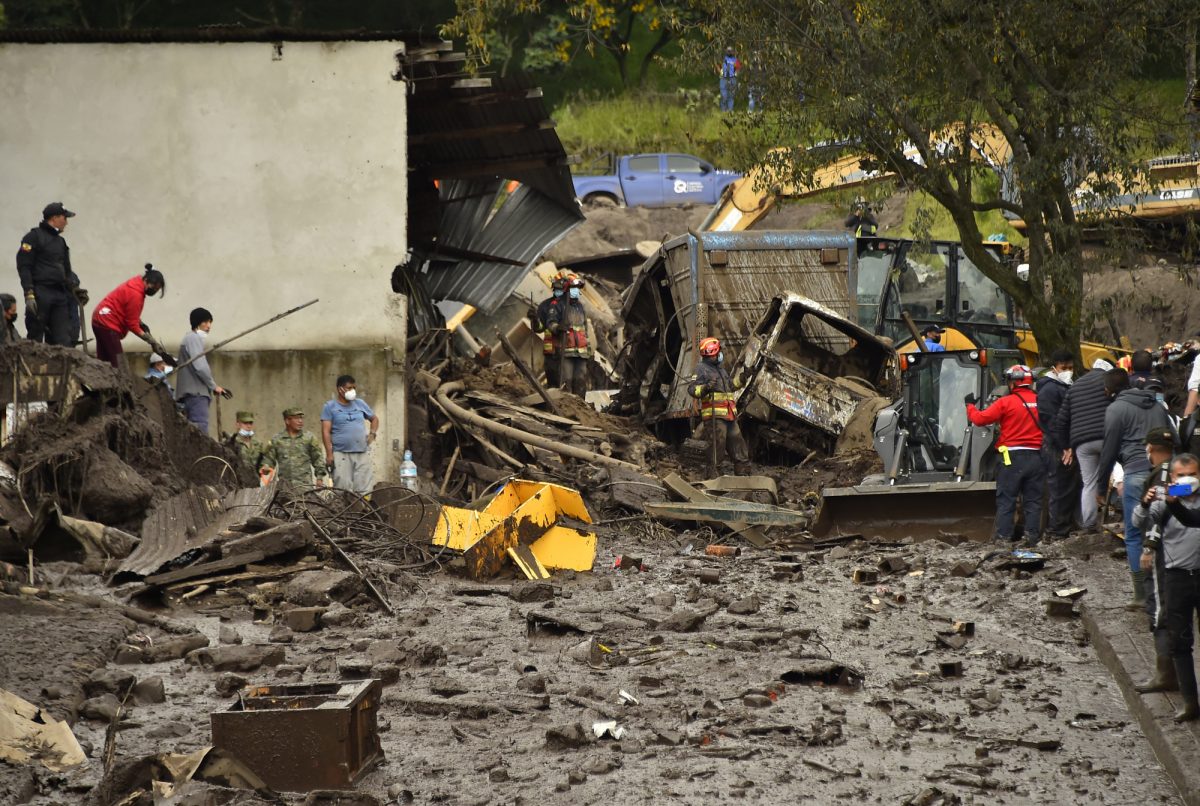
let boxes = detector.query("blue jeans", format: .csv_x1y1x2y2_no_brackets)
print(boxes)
719,77,736,111
180,394,211,435
1122,471,1148,573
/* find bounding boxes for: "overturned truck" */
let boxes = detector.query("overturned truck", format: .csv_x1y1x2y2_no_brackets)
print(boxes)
614,230,896,460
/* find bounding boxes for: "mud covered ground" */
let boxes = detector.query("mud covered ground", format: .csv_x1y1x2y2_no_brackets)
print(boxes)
2,522,1184,805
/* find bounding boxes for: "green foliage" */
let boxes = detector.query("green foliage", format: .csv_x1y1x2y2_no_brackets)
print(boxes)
684,0,1193,355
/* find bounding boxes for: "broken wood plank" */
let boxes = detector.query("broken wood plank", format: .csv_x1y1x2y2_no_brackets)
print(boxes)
496,329,562,416
660,473,770,548
163,561,324,591
465,389,578,427
145,551,267,587
220,521,314,559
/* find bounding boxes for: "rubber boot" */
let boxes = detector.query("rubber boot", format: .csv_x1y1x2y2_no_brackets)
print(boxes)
1126,571,1147,611
1171,656,1199,722
1134,630,1179,693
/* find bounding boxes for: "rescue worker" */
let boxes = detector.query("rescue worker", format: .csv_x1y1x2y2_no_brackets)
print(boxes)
265,407,328,488
1136,452,1200,722
920,324,947,352
1132,427,1179,696
719,46,740,112
226,411,267,474
688,337,751,474
547,275,592,397
0,294,20,343
16,202,86,347
91,263,168,368
531,275,566,388
844,198,878,237
965,364,1045,545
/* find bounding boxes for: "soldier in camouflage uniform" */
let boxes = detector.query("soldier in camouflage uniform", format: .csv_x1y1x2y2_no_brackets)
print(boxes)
265,406,328,488
226,411,267,473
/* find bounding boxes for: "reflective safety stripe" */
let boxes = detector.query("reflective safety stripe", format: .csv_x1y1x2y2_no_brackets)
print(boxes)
543,332,556,355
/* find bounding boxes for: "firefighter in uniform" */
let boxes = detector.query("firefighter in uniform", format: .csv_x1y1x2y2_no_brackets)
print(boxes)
547,275,591,397
688,337,751,474
531,275,566,388
965,364,1045,545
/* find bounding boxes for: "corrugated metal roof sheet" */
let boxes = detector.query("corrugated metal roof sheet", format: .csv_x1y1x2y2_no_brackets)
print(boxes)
119,484,275,577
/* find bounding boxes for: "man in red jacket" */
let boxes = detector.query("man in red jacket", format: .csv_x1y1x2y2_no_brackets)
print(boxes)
92,264,166,367
966,364,1046,545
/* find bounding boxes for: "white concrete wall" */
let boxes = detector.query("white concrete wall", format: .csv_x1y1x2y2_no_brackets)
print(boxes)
0,40,411,480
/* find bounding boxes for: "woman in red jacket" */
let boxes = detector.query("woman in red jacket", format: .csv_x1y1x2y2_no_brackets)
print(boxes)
92,264,165,367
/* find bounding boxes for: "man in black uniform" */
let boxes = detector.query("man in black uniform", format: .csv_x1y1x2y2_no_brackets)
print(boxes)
16,202,84,347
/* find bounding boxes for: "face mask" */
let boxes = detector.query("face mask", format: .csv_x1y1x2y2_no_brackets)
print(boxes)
1156,393,1165,403
238,428,254,437
1056,370,1073,384
196,329,208,339
162,366,173,375
343,388,358,401
553,289,564,298
717,352,724,364
569,287,581,300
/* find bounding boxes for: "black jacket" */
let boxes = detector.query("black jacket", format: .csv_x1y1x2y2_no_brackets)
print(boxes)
1036,375,1070,450
1051,368,1110,449
1097,388,1176,482
16,222,74,291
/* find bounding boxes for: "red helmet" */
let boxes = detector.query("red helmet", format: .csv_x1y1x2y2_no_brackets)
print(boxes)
1004,364,1034,387
699,337,721,357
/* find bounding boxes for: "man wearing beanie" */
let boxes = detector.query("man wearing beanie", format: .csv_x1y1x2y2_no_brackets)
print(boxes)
176,307,227,434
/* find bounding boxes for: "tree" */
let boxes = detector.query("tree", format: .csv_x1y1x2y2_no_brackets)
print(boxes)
445,0,703,88
689,0,1188,356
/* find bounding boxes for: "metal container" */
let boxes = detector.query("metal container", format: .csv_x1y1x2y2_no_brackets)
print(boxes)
211,679,383,792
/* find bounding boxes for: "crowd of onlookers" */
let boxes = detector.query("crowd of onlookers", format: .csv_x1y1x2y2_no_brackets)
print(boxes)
976,344,1200,723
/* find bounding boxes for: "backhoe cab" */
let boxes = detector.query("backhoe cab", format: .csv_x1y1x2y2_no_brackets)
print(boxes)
814,347,1024,541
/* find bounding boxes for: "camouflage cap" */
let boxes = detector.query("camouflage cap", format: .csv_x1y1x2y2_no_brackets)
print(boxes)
1145,427,1174,448
235,411,255,422
283,407,304,418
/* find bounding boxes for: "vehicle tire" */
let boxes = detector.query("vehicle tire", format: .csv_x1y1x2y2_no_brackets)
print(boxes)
583,193,620,209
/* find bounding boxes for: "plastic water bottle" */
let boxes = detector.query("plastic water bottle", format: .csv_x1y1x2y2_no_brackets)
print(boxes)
400,450,419,491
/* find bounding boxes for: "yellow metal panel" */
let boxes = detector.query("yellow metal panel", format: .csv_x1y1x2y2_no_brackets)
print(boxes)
508,545,551,580
530,526,596,572
430,507,502,552
547,485,593,524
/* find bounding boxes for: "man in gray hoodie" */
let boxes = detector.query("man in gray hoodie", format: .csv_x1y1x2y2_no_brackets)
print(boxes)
1097,369,1176,608
175,307,227,435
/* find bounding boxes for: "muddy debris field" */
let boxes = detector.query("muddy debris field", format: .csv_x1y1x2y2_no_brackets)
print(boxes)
0,339,1191,806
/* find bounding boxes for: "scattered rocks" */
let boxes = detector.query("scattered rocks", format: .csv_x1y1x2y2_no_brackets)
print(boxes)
950,560,979,578
546,723,593,750
146,722,191,739
214,673,247,697
141,633,210,663
268,625,294,643
219,624,243,645
656,608,709,632
132,676,165,705
510,581,554,602
728,594,761,615
284,606,326,632
650,592,677,608
79,693,121,722
186,644,286,672
83,667,136,697
743,693,774,708
284,569,363,606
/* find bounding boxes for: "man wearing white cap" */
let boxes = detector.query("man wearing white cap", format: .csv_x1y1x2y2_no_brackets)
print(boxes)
1051,357,1116,530
144,352,174,399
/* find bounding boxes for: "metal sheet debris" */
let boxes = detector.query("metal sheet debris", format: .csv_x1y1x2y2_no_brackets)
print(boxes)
0,688,86,772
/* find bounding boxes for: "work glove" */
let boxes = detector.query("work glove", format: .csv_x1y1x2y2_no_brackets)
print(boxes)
24,292,38,318
73,287,89,306
527,305,539,322
218,388,233,400
140,321,150,335
152,343,178,367
963,393,977,407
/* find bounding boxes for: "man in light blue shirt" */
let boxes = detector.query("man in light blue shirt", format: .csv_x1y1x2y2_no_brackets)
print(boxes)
921,324,947,352
320,374,379,495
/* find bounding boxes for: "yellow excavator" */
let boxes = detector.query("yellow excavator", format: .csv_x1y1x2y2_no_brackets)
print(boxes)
702,124,1200,235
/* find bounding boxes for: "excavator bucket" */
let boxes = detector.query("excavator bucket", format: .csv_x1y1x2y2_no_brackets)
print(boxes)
813,481,998,542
